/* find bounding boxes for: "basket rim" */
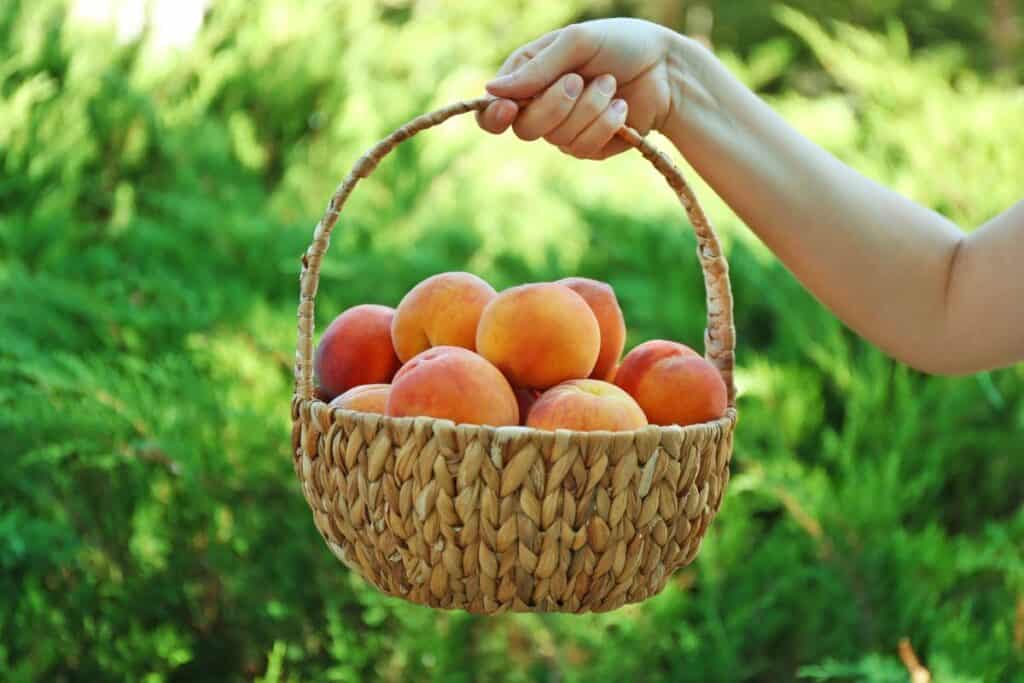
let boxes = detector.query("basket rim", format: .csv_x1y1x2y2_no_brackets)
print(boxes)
296,395,737,441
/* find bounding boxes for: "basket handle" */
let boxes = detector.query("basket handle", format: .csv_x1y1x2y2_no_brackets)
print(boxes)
294,97,737,406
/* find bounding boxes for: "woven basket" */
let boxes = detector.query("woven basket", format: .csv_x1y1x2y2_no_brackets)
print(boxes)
290,97,737,614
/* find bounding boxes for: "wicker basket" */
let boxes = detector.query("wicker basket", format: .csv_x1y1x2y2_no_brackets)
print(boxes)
290,97,737,614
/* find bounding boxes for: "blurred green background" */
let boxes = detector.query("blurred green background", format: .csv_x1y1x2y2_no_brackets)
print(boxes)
2,0,1023,681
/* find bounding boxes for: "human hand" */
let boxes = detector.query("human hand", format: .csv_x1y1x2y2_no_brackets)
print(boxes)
477,18,679,160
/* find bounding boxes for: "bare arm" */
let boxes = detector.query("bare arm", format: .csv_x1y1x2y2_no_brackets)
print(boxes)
663,36,1024,374
481,19,1024,374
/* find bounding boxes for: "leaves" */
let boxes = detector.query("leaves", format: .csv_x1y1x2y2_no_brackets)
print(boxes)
1,1,1021,682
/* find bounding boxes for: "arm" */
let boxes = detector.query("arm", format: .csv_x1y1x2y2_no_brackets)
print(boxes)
481,20,1024,374
663,36,1024,375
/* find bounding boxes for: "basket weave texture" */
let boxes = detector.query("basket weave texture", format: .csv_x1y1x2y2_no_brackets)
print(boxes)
291,98,738,614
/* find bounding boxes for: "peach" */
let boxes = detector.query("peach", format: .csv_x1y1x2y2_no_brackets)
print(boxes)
613,340,699,396
514,387,541,425
329,384,390,414
314,304,401,400
606,363,621,384
556,277,626,380
526,379,648,432
615,340,726,426
391,272,497,362
387,346,518,426
476,283,600,389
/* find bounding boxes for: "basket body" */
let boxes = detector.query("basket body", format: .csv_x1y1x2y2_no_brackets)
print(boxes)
292,397,736,614
290,97,739,613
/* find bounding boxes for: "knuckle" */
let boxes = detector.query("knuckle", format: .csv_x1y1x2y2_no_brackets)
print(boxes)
560,23,586,44
544,130,571,146
578,93,607,118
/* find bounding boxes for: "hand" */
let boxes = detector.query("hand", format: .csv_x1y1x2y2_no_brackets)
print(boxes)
477,18,678,160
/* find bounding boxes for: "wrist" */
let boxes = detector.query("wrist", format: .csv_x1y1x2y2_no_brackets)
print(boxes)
659,33,724,144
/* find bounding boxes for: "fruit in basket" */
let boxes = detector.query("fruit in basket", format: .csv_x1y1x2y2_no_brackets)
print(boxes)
526,379,647,432
606,362,620,383
329,384,390,414
476,283,600,389
513,387,541,425
391,272,497,362
314,304,401,400
556,277,626,381
386,346,518,426
615,340,726,426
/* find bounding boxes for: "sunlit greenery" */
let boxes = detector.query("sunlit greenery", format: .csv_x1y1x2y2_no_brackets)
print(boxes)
2,1,1022,681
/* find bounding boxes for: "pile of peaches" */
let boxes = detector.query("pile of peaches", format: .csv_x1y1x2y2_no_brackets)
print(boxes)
314,272,727,432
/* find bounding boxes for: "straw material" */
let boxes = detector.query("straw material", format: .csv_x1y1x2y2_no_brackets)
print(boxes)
291,98,738,613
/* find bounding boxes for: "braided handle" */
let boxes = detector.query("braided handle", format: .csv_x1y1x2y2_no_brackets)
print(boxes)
295,97,736,405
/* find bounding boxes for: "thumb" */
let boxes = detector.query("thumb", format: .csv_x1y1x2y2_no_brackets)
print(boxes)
486,26,593,99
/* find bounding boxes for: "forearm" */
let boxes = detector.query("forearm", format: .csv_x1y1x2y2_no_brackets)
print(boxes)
660,35,969,373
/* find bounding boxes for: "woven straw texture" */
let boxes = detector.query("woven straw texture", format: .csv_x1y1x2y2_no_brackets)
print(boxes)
291,98,738,614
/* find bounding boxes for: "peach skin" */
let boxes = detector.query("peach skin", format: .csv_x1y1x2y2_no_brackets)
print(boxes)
526,379,648,432
615,340,726,426
476,283,600,389
329,384,391,414
613,340,699,396
314,304,401,400
391,272,497,362
387,346,519,426
605,362,621,383
557,277,626,380
514,387,541,425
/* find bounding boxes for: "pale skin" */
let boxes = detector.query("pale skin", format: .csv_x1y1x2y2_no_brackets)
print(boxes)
477,18,1024,376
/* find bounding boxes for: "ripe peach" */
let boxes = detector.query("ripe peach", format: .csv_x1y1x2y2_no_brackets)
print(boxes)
387,346,518,426
391,272,497,362
329,384,390,414
556,277,626,381
514,387,541,425
314,304,401,400
606,362,621,383
615,340,726,426
613,340,699,395
526,379,648,432
475,283,600,389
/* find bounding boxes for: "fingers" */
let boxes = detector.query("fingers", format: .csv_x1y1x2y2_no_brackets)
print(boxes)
477,30,559,135
496,30,558,78
560,98,628,159
511,73,584,141
476,99,519,134
544,74,616,147
486,24,598,100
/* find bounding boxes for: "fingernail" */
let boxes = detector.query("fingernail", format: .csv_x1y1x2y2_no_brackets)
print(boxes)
612,99,627,115
597,75,616,96
498,100,516,122
563,74,583,98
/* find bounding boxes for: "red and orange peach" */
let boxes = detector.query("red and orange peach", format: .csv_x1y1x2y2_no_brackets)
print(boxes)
386,346,518,426
476,283,600,389
513,387,541,425
615,340,726,426
526,379,648,432
391,272,496,362
557,277,626,381
314,304,401,400
329,384,391,414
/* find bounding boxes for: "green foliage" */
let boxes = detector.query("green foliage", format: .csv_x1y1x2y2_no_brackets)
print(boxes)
2,1,1022,681
610,0,1024,82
